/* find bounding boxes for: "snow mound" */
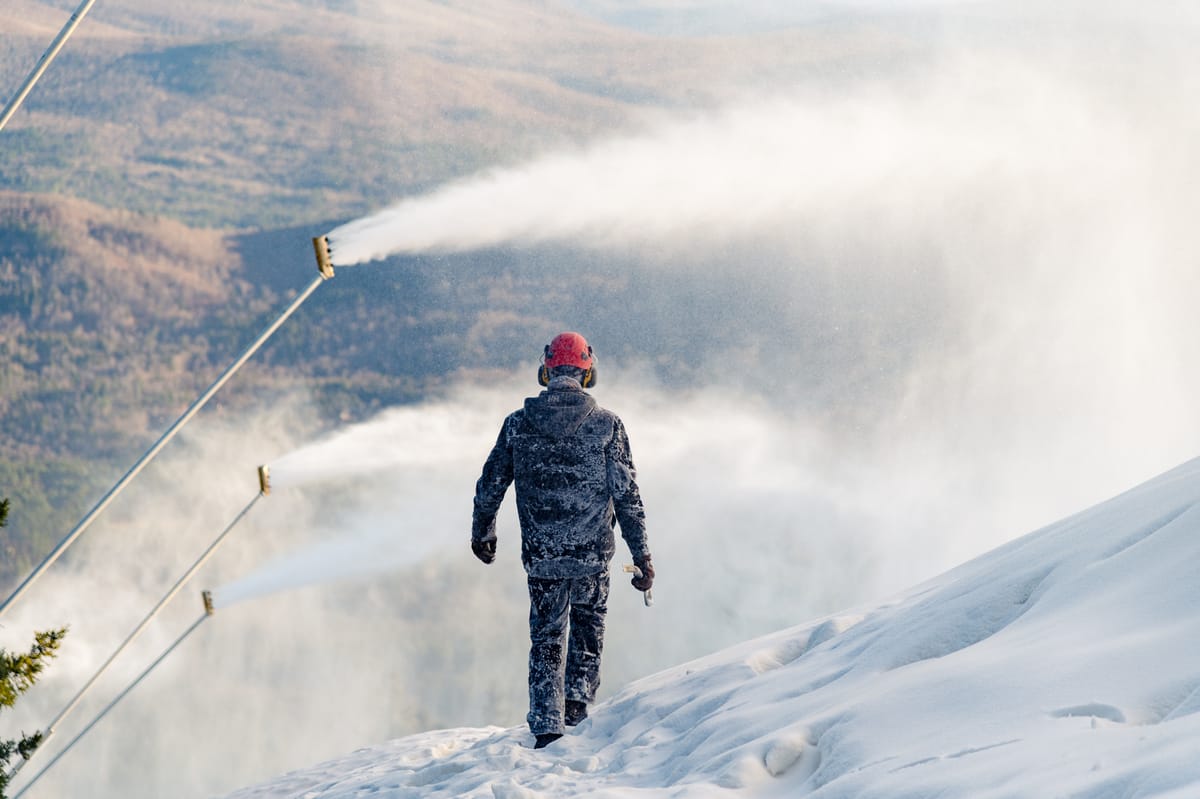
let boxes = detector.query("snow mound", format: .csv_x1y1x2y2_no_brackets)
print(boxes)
223,457,1200,798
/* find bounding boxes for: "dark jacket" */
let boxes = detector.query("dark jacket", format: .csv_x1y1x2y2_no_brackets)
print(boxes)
473,376,648,579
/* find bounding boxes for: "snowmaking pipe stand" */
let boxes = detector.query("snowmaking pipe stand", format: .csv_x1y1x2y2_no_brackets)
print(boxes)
258,465,271,496
8,486,265,784
623,565,653,607
11,591,216,799
0,238,335,622
0,0,99,132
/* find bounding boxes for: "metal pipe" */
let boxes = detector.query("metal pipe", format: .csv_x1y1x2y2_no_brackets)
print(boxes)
0,269,330,621
622,564,654,607
0,0,100,132
11,593,214,799
6,493,262,780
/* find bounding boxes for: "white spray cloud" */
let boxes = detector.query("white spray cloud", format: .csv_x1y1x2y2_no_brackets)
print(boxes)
263,398,502,490
209,394,520,607
325,55,1136,265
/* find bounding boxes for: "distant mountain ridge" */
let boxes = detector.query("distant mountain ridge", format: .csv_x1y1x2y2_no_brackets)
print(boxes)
0,0,878,228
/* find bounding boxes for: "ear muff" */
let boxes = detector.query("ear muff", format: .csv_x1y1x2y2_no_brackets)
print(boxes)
581,345,597,387
538,344,551,386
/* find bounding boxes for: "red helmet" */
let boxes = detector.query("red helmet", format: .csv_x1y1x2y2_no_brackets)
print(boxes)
544,332,593,370
539,332,597,387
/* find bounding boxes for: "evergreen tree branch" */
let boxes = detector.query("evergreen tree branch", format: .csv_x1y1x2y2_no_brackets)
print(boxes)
0,628,67,709
0,499,68,799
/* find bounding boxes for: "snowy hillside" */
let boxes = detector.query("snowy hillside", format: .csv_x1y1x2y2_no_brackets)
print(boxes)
222,456,1200,798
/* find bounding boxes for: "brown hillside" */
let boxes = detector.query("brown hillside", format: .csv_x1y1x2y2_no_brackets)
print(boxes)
0,190,232,304
0,192,266,456
0,0,906,227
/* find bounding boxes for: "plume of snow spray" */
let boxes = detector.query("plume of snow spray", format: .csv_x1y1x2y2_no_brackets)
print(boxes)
326,61,1127,265
211,397,510,606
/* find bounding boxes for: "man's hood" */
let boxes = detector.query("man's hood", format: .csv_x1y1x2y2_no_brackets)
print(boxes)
523,377,597,439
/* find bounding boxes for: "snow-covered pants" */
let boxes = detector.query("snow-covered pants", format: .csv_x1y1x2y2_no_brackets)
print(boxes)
526,569,610,735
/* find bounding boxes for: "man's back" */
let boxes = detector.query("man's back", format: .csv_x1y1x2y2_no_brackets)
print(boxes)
512,378,621,577
475,376,646,579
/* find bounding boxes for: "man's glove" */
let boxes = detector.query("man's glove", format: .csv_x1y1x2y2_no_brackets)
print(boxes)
630,557,654,591
471,513,497,564
471,538,496,565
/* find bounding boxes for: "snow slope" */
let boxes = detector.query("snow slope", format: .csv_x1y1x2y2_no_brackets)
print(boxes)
222,456,1200,798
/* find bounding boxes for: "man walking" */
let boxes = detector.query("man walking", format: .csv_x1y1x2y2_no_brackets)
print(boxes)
472,331,653,749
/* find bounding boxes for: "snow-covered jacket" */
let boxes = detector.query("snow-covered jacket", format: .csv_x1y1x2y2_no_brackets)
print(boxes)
472,376,648,579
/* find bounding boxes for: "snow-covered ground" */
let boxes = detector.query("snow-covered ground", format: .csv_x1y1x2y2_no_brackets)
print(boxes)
222,456,1200,798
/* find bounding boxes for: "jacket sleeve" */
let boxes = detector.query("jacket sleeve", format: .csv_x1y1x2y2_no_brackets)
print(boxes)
607,416,649,563
473,414,516,543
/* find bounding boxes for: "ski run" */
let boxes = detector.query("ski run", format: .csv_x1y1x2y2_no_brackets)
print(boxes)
223,456,1200,798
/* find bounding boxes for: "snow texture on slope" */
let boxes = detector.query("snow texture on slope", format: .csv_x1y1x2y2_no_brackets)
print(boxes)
222,456,1200,799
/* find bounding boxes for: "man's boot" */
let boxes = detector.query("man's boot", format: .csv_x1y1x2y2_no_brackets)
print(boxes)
565,700,589,727
534,732,563,749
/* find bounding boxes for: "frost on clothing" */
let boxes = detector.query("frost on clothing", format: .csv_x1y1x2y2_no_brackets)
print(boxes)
472,377,649,579
526,570,609,735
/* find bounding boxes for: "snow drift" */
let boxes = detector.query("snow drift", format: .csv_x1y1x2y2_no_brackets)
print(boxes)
221,455,1200,797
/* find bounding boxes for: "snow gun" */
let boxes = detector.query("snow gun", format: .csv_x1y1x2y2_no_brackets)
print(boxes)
313,235,335,279
623,565,653,607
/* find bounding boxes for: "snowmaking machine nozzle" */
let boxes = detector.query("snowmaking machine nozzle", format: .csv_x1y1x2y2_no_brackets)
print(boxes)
257,465,270,496
202,590,215,616
313,235,335,279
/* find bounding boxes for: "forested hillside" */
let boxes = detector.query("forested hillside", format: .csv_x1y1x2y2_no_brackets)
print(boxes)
0,0,909,586
0,192,271,576
0,0,881,227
